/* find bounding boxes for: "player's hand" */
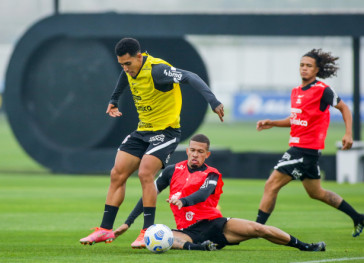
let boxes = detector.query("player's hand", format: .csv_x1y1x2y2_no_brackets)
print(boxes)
341,134,353,150
214,104,224,122
106,104,122,117
256,119,273,131
166,198,183,210
114,223,129,238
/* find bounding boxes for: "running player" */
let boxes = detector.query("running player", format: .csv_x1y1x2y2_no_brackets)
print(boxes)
255,49,364,238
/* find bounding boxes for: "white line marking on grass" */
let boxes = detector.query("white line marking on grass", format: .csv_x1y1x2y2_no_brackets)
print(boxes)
291,257,364,263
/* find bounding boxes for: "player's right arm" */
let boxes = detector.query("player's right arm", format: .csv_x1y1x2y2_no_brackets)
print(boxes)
256,117,291,131
106,71,128,117
168,173,219,210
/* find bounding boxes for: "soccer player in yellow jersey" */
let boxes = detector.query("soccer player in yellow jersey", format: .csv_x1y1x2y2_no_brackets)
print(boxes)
80,37,224,246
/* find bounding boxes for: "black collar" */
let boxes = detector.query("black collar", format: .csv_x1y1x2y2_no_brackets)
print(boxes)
301,79,318,91
187,163,207,173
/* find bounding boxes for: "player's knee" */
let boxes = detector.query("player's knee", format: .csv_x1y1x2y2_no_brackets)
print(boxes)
250,222,267,237
264,179,281,194
138,170,154,184
307,189,324,200
110,167,126,185
110,167,119,179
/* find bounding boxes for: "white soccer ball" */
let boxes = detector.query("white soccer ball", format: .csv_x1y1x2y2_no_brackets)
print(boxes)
144,224,174,253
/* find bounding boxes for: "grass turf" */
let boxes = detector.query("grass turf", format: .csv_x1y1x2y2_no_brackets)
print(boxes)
0,174,363,263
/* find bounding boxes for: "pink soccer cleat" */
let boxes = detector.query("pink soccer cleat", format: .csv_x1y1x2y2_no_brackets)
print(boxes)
80,227,115,245
131,229,146,249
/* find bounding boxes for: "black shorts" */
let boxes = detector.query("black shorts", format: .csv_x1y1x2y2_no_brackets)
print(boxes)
274,147,321,180
119,127,181,168
174,217,238,249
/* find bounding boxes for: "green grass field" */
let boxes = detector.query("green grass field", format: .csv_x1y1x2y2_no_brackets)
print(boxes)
0,114,364,262
1,175,364,263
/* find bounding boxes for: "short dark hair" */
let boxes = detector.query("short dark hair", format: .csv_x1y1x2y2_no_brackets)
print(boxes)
303,48,339,79
190,134,210,150
115,38,141,57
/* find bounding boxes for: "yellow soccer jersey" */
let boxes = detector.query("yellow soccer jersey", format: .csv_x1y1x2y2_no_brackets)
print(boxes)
125,54,182,131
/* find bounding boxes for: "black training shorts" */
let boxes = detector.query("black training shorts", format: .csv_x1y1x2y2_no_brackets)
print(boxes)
274,147,321,180
174,217,238,249
119,127,181,168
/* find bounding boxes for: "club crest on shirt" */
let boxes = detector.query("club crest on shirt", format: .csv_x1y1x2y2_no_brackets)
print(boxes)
185,211,195,221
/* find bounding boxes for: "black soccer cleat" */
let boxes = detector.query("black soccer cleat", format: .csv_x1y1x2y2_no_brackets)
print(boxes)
352,214,364,237
304,241,326,252
201,240,217,251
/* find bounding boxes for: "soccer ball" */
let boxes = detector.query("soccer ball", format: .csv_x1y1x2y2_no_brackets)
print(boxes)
144,224,174,253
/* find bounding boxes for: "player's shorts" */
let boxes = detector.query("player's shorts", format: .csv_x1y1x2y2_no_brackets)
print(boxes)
174,217,239,249
274,146,321,181
118,127,181,168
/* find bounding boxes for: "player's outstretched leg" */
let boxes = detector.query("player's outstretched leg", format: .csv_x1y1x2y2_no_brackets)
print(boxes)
80,227,115,245
353,214,364,237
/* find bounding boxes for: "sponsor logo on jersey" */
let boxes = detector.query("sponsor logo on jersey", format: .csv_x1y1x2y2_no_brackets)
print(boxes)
291,108,302,113
290,118,308,126
290,108,307,126
136,105,152,112
138,122,153,129
132,95,142,102
289,136,300,143
163,68,182,82
175,164,185,170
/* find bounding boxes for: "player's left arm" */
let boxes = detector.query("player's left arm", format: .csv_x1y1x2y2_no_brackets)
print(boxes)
167,173,219,210
152,64,224,122
321,87,353,150
335,100,353,150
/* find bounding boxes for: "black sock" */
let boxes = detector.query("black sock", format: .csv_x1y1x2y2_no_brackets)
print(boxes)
338,200,362,224
256,209,270,224
183,242,206,251
286,235,311,251
143,207,156,229
100,204,119,230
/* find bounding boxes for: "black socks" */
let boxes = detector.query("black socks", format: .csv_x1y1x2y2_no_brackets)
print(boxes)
183,242,207,251
256,209,270,224
286,235,311,251
100,204,119,230
143,207,156,229
100,205,156,230
338,200,362,224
